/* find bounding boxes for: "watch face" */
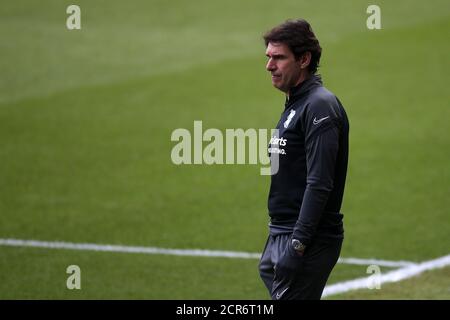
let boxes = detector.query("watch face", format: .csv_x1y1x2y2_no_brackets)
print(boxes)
292,239,304,251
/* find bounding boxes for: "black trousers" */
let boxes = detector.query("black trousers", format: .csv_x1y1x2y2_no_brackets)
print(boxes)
259,234,342,300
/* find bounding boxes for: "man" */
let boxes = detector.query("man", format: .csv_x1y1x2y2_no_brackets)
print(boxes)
259,19,349,300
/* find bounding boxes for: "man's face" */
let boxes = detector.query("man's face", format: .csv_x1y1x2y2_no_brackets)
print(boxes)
265,42,302,93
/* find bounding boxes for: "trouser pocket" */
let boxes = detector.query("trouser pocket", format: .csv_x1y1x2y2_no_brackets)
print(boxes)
271,234,304,299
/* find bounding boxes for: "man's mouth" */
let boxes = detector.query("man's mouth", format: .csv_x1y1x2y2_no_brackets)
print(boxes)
271,74,281,79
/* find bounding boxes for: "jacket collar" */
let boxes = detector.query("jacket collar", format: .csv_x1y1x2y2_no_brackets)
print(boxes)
285,74,323,109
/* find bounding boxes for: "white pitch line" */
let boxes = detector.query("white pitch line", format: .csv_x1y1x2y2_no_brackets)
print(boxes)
323,254,450,297
337,257,416,268
0,238,263,259
1,238,447,298
0,238,416,267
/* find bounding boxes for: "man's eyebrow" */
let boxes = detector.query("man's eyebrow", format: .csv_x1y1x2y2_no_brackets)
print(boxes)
266,53,285,58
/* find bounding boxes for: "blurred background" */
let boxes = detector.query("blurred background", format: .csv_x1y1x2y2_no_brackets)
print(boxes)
0,0,449,299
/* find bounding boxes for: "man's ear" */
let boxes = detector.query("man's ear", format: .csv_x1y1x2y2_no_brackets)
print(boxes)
300,52,312,70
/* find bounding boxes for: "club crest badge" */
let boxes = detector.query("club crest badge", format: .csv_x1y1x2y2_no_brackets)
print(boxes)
283,110,296,128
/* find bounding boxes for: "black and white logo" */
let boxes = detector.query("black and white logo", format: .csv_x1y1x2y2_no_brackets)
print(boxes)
284,110,296,128
313,116,329,125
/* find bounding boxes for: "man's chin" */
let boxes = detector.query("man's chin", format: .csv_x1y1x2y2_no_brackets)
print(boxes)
271,80,281,88
272,83,288,93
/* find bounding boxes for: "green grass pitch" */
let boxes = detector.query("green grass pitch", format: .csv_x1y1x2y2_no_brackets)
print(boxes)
0,0,449,299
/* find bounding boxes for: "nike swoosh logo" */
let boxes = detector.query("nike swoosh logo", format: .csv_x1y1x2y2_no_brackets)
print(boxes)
313,116,330,125
276,287,289,300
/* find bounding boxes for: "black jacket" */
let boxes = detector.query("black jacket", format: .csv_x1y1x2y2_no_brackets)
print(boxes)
267,75,349,246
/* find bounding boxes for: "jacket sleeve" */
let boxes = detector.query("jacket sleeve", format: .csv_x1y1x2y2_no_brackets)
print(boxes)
292,100,340,246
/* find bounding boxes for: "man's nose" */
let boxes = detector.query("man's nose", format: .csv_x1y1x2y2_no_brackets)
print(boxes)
266,59,276,71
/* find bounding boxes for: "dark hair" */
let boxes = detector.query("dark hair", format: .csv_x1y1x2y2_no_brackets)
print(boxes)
263,19,322,74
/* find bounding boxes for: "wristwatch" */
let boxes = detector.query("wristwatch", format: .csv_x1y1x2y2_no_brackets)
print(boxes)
291,239,306,255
